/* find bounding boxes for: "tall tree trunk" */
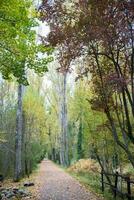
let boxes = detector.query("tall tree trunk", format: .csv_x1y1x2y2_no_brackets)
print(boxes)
14,84,23,181
77,117,83,160
60,72,69,166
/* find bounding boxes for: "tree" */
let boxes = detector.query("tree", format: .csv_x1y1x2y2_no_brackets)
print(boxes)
0,0,53,181
0,0,53,84
40,0,134,168
23,85,48,176
43,62,70,166
14,84,23,181
59,71,69,166
77,116,83,160
0,80,16,177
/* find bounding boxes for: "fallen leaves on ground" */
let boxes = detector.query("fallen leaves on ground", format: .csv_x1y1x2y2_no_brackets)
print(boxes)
0,166,41,200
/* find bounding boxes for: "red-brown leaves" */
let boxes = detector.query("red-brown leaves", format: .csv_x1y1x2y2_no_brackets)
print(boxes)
39,0,134,86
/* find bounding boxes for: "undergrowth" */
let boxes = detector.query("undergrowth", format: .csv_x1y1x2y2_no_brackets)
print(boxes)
68,171,123,200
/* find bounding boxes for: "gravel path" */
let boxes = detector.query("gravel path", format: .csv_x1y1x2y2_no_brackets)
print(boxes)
38,160,102,200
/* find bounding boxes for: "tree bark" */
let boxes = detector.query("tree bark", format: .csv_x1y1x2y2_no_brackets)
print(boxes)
77,116,83,160
60,72,69,166
14,84,23,181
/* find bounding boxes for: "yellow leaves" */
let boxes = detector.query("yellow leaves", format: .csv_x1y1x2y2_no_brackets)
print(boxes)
24,89,44,116
23,86,47,142
28,5,38,19
67,159,101,173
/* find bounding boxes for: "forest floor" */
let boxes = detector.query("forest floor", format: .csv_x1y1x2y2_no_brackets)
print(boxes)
36,160,102,200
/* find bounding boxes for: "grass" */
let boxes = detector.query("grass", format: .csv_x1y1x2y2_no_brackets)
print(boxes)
68,171,123,200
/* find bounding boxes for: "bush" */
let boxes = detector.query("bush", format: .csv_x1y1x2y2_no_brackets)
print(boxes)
67,159,101,174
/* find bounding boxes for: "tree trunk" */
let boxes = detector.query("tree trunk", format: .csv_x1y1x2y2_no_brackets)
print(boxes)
60,72,69,166
77,117,83,160
14,84,23,181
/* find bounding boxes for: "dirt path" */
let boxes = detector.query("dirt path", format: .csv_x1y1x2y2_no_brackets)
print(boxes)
37,160,102,200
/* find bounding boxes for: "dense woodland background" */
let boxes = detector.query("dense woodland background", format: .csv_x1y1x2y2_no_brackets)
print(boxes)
0,0,134,198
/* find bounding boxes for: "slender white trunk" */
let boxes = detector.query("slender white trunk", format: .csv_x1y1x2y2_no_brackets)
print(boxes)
14,84,23,181
60,73,69,166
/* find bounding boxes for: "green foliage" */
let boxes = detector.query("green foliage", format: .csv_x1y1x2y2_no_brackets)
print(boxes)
69,171,122,200
0,0,53,84
0,78,48,177
67,78,129,173
0,81,16,176
23,85,48,173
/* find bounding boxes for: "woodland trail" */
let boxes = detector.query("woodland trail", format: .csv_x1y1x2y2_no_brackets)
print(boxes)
38,160,102,200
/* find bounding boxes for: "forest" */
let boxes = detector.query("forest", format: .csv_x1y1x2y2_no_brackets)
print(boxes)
0,0,134,200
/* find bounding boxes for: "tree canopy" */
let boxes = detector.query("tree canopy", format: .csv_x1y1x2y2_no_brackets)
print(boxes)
0,0,53,84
